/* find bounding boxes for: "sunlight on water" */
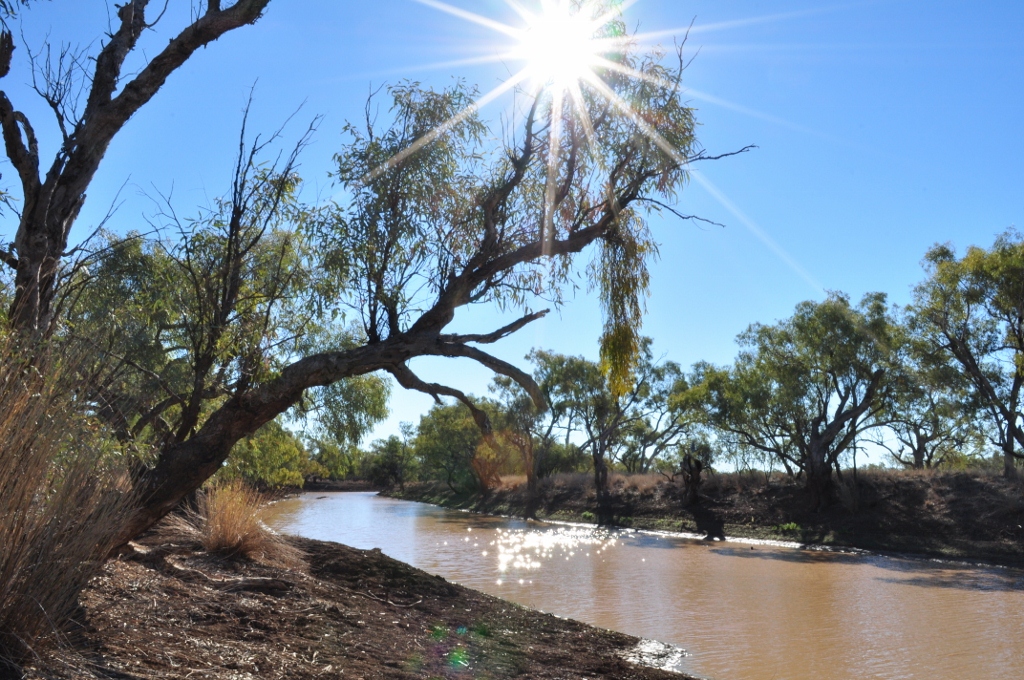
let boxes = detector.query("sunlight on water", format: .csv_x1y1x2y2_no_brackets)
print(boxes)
264,493,1024,680
486,526,618,574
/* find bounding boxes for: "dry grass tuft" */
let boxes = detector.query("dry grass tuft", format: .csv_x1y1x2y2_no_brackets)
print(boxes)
609,473,663,493
194,481,304,569
547,472,593,491
0,342,136,671
499,474,527,489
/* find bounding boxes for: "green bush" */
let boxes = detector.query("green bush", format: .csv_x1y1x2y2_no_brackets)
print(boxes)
222,419,310,488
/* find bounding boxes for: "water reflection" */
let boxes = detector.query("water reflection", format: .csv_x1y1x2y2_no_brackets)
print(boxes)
264,492,1024,680
490,526,619,576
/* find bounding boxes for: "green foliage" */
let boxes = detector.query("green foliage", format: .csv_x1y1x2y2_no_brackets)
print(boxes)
308,437,361,479
683,292,899,486
221,419,310,488
532,342,695,475
361,435,418,490
909,230,1024,474
597,217,655,397
413,402,488,493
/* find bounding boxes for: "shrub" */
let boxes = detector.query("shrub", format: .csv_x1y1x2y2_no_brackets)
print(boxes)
0,343,136,672
196,481,303,568
222,419,309,488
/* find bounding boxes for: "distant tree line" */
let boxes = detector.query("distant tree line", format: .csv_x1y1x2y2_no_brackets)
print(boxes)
335,231,1023,515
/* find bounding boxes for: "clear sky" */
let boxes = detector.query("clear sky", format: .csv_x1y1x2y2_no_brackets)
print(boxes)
3,0,1022,444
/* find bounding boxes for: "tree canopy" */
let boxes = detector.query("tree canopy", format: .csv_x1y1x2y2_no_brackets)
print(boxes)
8,3,708,536
682,292,899,507
909,230,1024,478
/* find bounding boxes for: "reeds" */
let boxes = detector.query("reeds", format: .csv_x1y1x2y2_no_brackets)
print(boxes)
0,341,136,670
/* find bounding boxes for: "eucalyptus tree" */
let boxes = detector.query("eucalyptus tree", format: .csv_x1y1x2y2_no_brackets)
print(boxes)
909,232,1024,477
96,23,719,539
491,349,596,515
0,0,275,335
616,357,694,474
530,341,691,519
685,293,899,509
413,400,508,494
872,327,983,469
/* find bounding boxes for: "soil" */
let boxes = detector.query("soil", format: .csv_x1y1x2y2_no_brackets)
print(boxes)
389,469,1024,568
21,535,689,680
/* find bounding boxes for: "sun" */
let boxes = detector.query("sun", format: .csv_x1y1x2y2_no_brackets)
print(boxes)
514,2,606,90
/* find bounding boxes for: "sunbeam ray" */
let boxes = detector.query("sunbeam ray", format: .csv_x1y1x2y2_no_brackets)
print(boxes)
363,67,531,184
627,1,871,44
592,56,829,140
543,87,566,255
370,51,523,79
690,171,824,294
412,0,522,38
501,0,536,23
582,73,824,294
682,87,834,140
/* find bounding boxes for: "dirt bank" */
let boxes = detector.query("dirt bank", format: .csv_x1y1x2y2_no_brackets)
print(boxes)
389,469,1024,568
21,535,689,679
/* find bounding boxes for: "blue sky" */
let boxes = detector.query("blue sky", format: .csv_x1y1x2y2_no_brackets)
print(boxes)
3,0,1022,444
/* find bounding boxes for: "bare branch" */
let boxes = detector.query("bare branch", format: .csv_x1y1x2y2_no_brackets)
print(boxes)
431,341,547,412
440,309,549,345
631,198,725,228
686,144,757,164
386,362,493,435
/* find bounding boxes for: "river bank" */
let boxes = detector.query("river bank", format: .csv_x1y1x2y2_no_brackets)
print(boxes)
387,469,1024,568
21,533,690,679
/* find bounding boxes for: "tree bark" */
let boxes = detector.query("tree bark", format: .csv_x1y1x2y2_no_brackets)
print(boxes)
680,454,703,507
1,1,273,334
593,447,611,525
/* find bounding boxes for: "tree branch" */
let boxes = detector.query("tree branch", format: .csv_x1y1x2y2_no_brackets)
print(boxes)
385,362,493,435
431,341,547,411
440,309,549,345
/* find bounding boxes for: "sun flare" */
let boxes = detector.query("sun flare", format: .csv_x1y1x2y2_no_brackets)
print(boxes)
515,2,605,89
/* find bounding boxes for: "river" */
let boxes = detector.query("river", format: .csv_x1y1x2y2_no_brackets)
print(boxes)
263,491,1024,680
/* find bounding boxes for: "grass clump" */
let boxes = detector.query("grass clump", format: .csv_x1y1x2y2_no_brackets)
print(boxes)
187,481,303,568
0,342,136,674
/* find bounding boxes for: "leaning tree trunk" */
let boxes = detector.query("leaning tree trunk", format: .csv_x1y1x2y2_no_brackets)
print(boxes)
1002,432,1018,480
0,0,274,335
522,438,540,520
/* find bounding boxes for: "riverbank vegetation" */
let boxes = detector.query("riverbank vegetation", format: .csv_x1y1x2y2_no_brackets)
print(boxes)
390,468,1024,567
18,531,687,679
345,235,1024,533
1,0,1023,675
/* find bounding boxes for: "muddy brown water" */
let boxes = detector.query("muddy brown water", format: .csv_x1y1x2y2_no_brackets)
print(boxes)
263,492,1024,680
